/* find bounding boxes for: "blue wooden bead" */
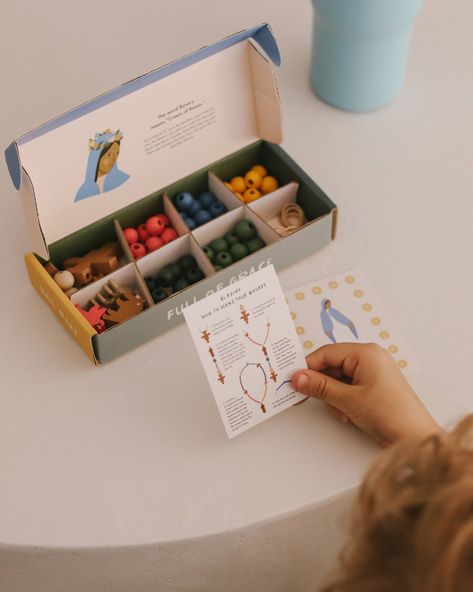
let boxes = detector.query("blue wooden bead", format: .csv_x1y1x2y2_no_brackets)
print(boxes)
187,200,202,217
194,210,212,226
209,201,228,218
175,192,194,211
198,191,217,208
183,216,196,230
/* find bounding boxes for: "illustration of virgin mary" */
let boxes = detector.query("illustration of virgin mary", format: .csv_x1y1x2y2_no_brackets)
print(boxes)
74,129,130,202
320,299,358,343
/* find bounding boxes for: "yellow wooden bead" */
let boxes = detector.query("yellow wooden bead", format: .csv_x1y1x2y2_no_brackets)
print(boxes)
261,176,279,194
244,170,263,189
243,188,262,203
234,192,244,201
230,176,246,193
252,164,267,177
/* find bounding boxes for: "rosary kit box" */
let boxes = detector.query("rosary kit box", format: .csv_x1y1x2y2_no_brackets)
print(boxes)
5,23,337,364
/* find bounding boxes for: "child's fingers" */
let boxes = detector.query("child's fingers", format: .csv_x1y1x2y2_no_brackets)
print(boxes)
305,343,360,377
291,368,356,410
325,403,350,424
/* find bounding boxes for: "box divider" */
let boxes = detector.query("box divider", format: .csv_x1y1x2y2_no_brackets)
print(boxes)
114,219,135,263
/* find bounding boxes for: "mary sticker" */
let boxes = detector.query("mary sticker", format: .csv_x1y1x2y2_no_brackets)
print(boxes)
74,129,130,202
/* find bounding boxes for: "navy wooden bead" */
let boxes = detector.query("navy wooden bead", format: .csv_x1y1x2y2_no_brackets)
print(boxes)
152,287,168,303
155,266,174,288
178,255,197,271
173,277,191,292
144,276,156,290
167,262,182,281
186,266,205,284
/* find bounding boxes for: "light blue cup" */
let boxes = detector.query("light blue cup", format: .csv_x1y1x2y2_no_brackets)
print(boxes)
310,0,423,112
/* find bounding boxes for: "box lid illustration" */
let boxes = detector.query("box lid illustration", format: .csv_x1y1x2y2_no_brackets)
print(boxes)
5,23,282,260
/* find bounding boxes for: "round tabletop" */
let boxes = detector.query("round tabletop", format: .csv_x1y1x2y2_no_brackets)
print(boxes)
0,0,471,554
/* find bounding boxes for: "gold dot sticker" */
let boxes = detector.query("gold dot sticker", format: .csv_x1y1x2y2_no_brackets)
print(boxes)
304,340,314,350
295,292,305,300
388,345,399,354
345,275,355,284
371,317,381,326
329,281,338,289
290,312,297,320
312,286,322,295
354,289,364,298
362,303,373,312
296,326,305,335
397,359,408,369
379,331,390,339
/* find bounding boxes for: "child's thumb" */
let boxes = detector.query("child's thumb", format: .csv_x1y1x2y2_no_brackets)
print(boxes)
292,369,352,409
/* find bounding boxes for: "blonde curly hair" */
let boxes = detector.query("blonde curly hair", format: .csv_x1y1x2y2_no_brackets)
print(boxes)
321,414,473,592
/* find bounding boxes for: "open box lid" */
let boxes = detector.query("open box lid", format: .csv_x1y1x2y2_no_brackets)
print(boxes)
5,23,282,259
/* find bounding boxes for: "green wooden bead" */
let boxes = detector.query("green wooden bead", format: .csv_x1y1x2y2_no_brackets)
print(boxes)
215,251,234,268
203,246,215,261
230,243,249,261
173,277,191,292
246,237,266,253
209,238,228,254
178,254,197,271
186,266,205,284
234,220,257,242
224,230,240,247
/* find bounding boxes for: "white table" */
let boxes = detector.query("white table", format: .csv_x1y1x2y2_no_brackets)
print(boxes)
1,1,472,590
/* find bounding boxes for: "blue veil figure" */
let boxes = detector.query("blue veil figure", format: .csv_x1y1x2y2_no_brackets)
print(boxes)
74,129,130,202
320,299,359,343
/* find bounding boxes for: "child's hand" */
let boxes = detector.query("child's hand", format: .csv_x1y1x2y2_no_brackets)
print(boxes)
291,343,440,447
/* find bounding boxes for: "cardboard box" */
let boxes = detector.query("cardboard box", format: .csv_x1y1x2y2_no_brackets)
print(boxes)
5,23,337,364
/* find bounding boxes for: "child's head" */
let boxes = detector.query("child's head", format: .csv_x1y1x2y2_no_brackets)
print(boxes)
321,414,473,592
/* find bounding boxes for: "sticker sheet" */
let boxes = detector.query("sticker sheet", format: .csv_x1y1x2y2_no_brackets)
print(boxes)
183,265,307,438
285,269,419,374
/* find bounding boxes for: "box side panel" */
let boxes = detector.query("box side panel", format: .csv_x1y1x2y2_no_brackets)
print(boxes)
93,213,333,363
24,253,97,363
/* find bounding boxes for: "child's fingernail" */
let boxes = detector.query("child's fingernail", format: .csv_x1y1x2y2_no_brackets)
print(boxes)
297,374,308,391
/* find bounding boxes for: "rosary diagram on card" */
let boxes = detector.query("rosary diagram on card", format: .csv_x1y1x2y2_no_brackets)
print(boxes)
184,266,307,438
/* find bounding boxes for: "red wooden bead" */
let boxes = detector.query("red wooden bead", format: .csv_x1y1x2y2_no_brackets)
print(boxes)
161,227,178,243
155,213,170,227
130,242,147,259
146,216,165,236
123,227,139,245
137,224,149,242
145,236,164,252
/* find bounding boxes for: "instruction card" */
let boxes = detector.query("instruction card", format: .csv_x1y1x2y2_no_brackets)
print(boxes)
183,265,307,438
